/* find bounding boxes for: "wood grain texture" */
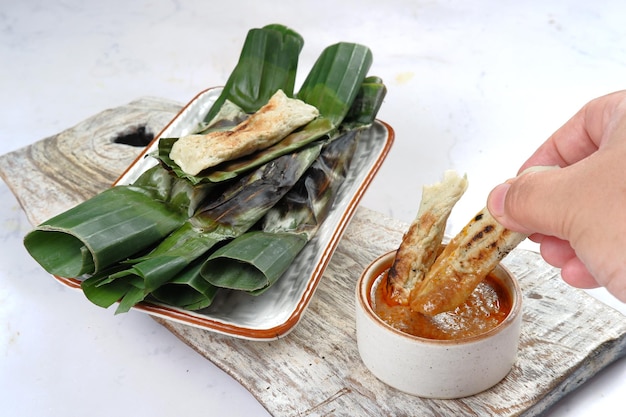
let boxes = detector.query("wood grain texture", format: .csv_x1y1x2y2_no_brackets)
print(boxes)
0,96,182,226
2,98,625,416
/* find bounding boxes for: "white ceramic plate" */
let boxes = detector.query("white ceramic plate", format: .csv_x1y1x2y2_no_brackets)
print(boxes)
55,87,394,340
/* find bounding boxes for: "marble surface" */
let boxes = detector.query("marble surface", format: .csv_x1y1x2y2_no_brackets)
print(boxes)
1,1,625,415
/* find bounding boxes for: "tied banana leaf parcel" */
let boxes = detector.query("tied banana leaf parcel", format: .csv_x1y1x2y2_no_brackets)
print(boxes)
201,129,359,295
23,23,387,314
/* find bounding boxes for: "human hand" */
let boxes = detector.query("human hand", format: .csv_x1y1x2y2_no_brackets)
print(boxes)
487,90,626,302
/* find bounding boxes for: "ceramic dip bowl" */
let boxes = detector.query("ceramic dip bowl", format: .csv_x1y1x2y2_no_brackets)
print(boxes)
355,250,523,399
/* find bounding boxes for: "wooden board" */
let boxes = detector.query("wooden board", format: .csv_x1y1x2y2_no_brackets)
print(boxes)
2,98,626,416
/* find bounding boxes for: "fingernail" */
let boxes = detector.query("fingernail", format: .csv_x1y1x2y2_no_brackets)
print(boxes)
488,183,511,218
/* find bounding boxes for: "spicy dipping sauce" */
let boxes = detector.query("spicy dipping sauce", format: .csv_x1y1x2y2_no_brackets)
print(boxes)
373,270,512,340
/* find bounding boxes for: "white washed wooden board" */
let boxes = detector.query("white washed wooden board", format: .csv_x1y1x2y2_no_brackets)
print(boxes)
2,98,625,416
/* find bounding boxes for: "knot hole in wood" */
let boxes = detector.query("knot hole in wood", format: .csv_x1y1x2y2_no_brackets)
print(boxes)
114,125,154,147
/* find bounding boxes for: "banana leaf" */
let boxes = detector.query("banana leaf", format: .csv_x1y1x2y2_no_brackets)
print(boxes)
102,222,223,295
296,42,372,127
201,129,359,293
83,143,323,313
151,259,219,311
199,231,307,292
159,42,373,185
81,264,142,309
158,24,302,184
52,24,307,312
21,165,209,278
342,76,387,128
197,44,373,183
132,164,217,216
201,24,304,125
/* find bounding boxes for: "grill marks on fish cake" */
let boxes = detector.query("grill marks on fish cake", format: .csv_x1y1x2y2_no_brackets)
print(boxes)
409,206,526,315
406,166,557,313
382,169,527,317
386,213,440,304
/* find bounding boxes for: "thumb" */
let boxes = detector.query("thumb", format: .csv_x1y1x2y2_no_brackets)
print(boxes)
487,166,568,238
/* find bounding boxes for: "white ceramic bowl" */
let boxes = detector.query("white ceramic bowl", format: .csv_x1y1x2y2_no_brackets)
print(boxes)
355,250,523,399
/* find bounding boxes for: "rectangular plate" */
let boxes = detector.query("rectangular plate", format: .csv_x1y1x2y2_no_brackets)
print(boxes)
59,88,394,340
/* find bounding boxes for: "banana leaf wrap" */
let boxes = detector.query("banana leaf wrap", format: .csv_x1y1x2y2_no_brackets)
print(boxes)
82,144,323,313
151,259,219,311
23,165,210,278
342,76,387,128
201,128,360,294
81,263,143,310
159,42,373,185
158,24,303,184
71,24,308,312
156,103,249,185
201,23,304,126
296,42,372,127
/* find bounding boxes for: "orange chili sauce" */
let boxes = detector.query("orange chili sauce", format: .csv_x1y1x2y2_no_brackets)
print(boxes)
373,271,512,340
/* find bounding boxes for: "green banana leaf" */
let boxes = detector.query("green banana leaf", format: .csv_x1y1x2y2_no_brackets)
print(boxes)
151,259,219,311
132,164,217,216
158,24,303,184
342,76,387,128
23,162,216,279
296,42,372,127
201,129,359,294
202,23,304,125
80,263,142,309
200,231,307,292
23,181,188,278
